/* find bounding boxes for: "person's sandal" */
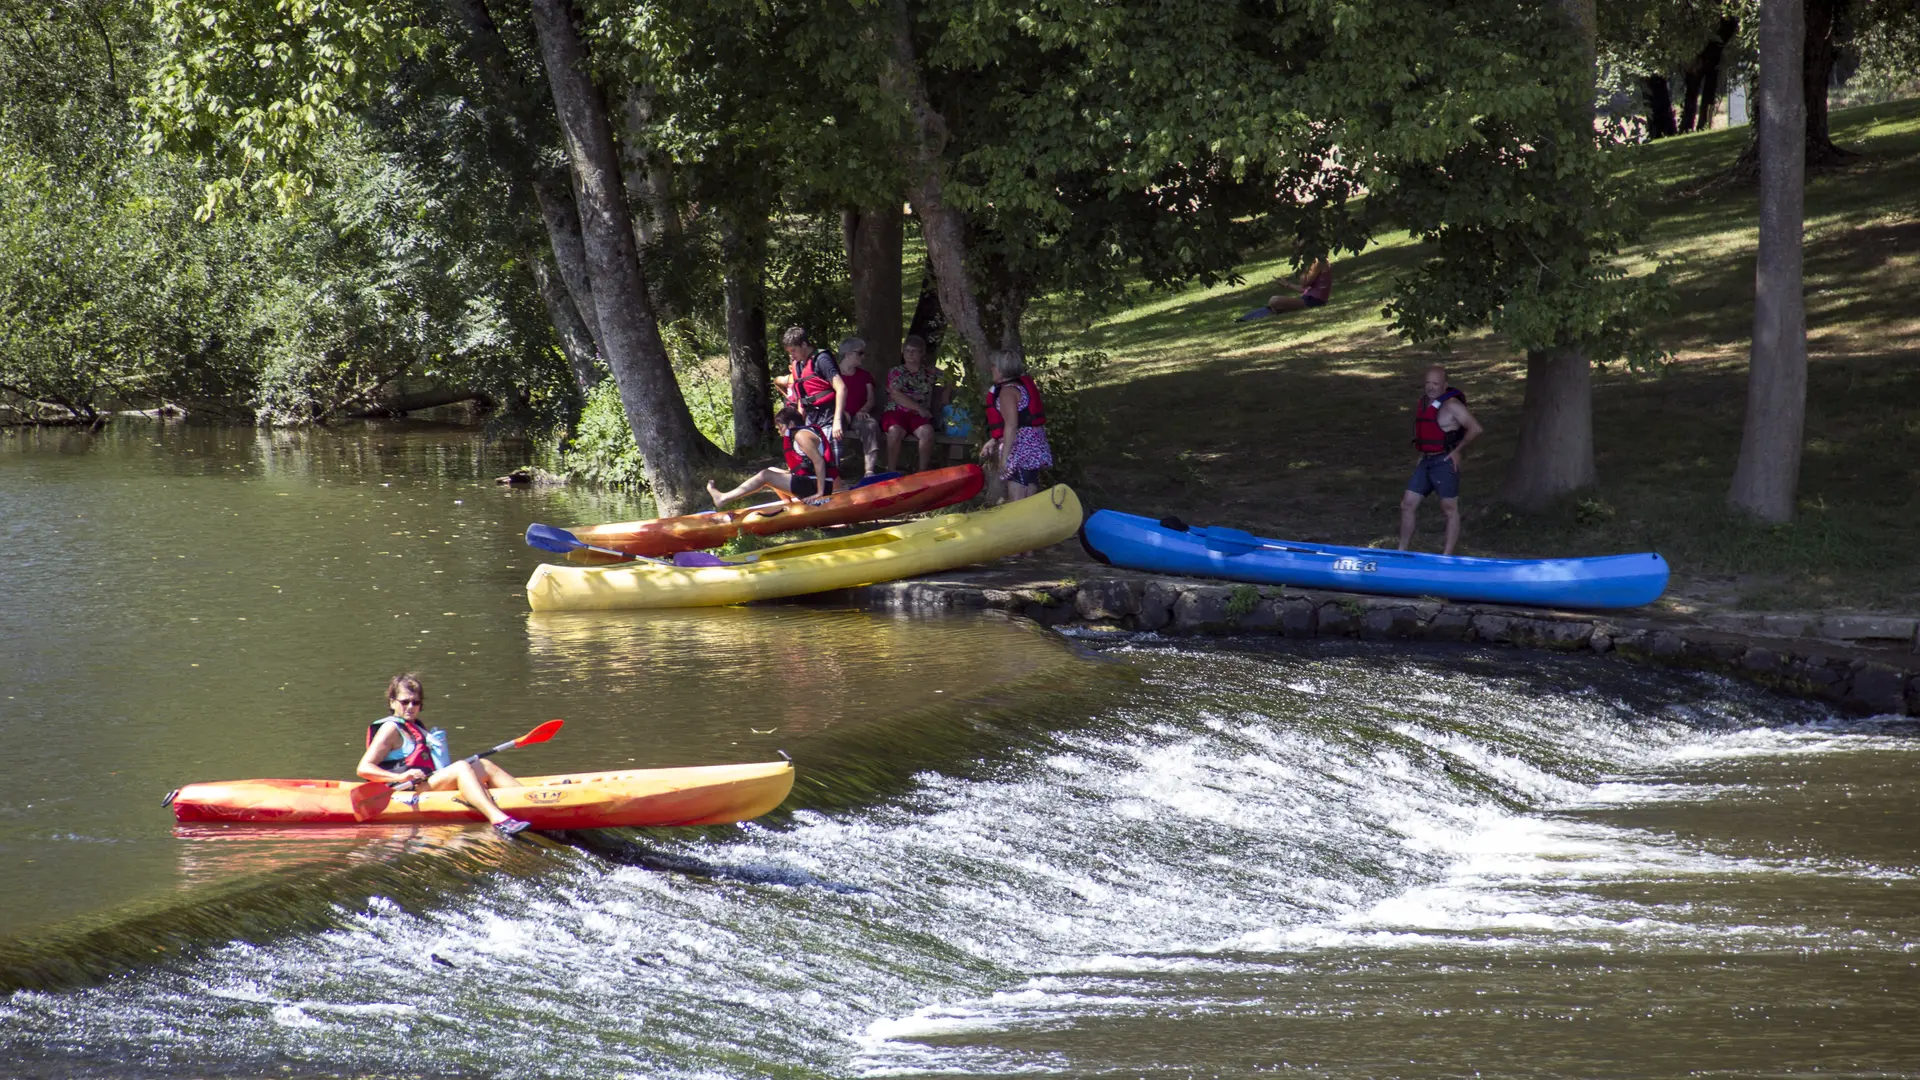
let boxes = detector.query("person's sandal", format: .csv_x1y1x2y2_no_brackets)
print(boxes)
493,818,532,838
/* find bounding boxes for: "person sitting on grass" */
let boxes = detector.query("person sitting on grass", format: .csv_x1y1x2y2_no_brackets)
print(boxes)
882,333,940,473
357,674,530,837
706,406,837,510
1236,255,1333,321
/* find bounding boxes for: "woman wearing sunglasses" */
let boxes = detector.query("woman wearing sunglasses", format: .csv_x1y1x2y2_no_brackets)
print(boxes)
356,673,531,836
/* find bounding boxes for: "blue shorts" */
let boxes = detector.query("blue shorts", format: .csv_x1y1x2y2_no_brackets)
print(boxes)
1302,293,1326,309
1005,466,1044,488
1407,455,1459,499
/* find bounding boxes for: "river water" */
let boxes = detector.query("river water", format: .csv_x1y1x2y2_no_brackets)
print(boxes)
2,423,1916,1078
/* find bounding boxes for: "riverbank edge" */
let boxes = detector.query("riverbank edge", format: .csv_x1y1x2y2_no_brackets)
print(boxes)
844,571,1920,717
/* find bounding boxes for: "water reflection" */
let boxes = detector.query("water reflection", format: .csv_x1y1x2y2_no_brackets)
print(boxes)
523,606,1068,747
1,421,1080,938
170,823,481,889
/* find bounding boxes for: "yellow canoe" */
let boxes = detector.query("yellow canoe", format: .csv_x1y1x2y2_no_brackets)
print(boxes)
526,485,1084,611
169,761,795,828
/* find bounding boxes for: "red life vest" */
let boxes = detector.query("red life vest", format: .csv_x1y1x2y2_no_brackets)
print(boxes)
794,349,837,411
366,717,436,775
985,375,1046,440
1413,387,1466,455
782,424,838,482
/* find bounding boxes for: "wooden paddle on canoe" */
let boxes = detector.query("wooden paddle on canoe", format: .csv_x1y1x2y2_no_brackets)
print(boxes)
349,719,565,822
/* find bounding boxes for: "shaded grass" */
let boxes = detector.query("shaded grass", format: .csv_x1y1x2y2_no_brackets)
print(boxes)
1060,98,1920,611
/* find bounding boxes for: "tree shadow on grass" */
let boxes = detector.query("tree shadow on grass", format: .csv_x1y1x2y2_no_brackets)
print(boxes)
1059,98,1920,608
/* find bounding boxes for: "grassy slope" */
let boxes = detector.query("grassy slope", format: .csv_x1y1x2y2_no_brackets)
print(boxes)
1061,98,1920,612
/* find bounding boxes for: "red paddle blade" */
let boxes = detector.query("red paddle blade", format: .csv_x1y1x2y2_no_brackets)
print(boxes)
348,782,392,821
514,719,564,747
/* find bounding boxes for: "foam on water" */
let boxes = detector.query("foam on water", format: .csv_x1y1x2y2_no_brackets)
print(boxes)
2,643,1908,1078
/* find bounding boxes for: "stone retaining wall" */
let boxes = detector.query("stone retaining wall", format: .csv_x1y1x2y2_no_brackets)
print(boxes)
853,576,1920,717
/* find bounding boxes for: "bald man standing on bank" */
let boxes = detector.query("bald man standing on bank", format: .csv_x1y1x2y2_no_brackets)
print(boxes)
1400,365,1483,556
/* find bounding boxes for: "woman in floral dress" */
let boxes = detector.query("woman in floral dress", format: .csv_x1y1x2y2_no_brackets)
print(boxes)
979,349,1053,502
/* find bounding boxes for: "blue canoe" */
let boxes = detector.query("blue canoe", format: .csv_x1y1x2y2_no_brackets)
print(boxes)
1079,510,1669,610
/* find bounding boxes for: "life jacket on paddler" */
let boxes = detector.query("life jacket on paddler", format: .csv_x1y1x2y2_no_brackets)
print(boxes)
367,716,438,776
793,349,838,413
1413,388,1466,456
782,423,838,483
985,375,1046,440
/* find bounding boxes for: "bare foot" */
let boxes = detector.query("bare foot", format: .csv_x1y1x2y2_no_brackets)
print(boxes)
706,481,726,510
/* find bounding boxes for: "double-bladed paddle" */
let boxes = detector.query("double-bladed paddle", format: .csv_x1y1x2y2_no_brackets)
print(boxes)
1158,516,1418,560
349,719,565,822
524,524,673,564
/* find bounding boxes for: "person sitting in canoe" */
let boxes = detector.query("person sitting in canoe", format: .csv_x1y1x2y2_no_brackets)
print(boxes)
1400,364,1483,556
882,334,940,474
979,349,1053,503
1236,253,1333,321
706,406,837,511
357,674,531,837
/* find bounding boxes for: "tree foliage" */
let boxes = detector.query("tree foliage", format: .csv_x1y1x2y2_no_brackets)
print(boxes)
0,0,570,427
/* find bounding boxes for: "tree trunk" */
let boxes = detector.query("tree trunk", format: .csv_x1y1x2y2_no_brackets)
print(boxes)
528,0,726,512
1801,0,1849,166
843,204,905,375
441,0,606,362
1503,0,1598,508
530,249,604,394
619,89,678,251
906,266,946,358
530,174,605,357
1696,16,1739,131
1695,63,1721,131
1728,0,1808,523
1644,75,1678,138
887,0,996,384
1501,348,1597,508
1731,0,1849,173
348,385,496,417
722,214,774,455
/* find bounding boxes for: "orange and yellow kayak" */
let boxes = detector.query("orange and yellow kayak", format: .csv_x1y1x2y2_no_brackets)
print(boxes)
564,464,983,561
166,761,794,829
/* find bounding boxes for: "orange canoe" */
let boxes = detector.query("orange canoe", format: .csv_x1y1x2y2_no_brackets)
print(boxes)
564,464,984,561
166,761,794,829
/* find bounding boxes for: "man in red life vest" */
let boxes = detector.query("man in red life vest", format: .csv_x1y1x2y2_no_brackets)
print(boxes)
1400,364,1483,556
773,326,845,435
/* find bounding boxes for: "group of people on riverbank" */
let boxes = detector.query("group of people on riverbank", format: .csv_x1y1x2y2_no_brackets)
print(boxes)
708,327,1054,511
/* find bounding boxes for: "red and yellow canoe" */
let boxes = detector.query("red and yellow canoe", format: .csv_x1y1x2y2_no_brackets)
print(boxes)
564,464,983,561
166,761,794,829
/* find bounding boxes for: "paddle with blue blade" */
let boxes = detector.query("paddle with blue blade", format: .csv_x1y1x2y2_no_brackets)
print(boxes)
350,719,565,821
524,523,670,564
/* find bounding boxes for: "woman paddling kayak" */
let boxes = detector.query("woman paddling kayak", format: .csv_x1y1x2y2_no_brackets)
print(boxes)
356,674,531,836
